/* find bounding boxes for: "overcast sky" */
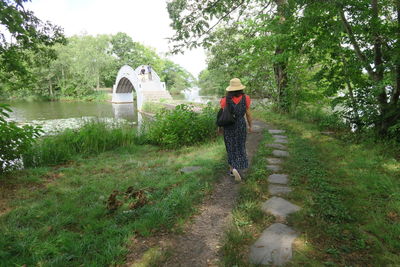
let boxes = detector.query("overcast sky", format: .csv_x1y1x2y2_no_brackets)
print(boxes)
25,0,206,77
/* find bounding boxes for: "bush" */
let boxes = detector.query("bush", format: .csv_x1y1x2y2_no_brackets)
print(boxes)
145,104,218,148
291,105,347,131
0,104,41,172
23,120,143,167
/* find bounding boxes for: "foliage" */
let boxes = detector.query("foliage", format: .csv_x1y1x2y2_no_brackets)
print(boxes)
23,120,143,167
167,0,400,138
0,103,41,172
145,104,218,148
0,0,65,75
0,32,194,100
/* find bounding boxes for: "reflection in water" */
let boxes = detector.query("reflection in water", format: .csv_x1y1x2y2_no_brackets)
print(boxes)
112,103,136,121
182,87,218,104
6,101,140,135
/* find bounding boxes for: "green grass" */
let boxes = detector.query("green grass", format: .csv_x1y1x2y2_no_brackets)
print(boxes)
221,107,400,266
221,131,276,265
0,139,226,266
23,120,144,167
255,108,400,266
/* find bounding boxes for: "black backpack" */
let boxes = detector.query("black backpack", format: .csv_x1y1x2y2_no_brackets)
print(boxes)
216,96,236,127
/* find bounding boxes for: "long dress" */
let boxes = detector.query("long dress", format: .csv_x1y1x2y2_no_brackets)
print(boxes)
223,95,248,170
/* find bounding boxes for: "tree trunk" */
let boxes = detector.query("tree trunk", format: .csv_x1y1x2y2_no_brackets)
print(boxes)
273,0,289,111
49,80,53,97
96,72,100,91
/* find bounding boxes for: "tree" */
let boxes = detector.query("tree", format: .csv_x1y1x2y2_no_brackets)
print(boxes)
0,0,65,78
290,0,400,135
167,0,294,109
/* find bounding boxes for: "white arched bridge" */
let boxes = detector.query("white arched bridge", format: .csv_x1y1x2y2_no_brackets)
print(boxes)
112,65,172,110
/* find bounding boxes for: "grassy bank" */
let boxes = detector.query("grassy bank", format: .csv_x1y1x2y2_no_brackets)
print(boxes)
0,139,226,266
23,120,143,168
222,108,400,266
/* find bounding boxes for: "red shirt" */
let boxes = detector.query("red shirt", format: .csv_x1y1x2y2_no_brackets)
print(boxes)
220,95,251,110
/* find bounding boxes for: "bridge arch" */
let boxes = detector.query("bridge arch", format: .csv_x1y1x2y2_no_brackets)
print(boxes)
112,65,171,110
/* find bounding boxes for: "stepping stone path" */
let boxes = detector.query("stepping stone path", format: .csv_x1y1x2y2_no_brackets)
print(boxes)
250,128,302,266
272,150,289,157
267,165,281,172
268,174,288,184
267,158,284,164
250,223,298,265
267,143,287,150
268,184,292,196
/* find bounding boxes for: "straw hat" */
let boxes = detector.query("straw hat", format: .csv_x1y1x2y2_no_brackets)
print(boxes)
226,78,246,91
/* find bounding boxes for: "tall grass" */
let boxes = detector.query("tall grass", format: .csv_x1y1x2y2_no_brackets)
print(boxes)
23,120,144,167
145,104,218,149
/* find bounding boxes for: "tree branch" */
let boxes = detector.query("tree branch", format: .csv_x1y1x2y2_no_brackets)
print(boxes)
194,0,247,43
339,8,375,79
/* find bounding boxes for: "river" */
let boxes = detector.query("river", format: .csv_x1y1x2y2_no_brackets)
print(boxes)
4,88,217,135
4,101,139,135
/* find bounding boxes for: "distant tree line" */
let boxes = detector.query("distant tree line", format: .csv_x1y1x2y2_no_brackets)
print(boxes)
0,32,194,99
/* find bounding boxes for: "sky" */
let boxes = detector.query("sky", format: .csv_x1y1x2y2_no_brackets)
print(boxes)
25,0,207,77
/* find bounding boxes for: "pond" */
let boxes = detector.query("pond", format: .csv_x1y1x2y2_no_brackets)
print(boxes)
5,101,139,135
4,88,218,135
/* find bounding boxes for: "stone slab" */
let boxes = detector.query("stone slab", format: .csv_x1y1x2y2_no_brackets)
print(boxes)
249,223,298,265
267,165,281,172
268,174,288,184
180,166,202,173
268,129,285,134
267,158,284,165
267,143,287,150
262,197,301,219
272,135,288,139
274,138,288,144
269,185,292,196
272,150,289,157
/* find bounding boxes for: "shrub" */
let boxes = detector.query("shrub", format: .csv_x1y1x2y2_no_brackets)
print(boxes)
23,120,143,167
292,105,347,131
0,104,41,172
145,104,218,149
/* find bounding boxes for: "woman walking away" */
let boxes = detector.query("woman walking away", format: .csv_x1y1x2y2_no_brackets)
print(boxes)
219,78,252,182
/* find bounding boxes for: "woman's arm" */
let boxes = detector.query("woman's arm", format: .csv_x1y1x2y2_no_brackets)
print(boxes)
246,109,253,133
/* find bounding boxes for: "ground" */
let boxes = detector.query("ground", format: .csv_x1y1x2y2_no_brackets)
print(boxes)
125,120,267,266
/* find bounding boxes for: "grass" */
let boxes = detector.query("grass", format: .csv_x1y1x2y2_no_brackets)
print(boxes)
0,139,226,266
222,107,400,266
221,131,276,265
23,120,144,168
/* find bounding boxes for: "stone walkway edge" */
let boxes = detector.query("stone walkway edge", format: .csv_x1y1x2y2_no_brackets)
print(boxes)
249,128,302,266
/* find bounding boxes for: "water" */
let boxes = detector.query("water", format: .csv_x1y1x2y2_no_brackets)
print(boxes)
5,101,138,135
182,87,218,104
4,88,217,135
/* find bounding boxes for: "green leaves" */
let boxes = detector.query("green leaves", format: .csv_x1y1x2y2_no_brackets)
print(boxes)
145,104,218,148
0,104,42,172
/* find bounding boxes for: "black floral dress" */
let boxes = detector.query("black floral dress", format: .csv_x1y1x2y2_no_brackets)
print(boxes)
223,95,248,170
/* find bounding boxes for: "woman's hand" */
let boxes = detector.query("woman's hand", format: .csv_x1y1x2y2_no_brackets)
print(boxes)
248,126,253,133
217,127,223,135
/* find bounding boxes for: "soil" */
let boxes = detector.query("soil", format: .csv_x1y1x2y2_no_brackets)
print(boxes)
125,120,269,266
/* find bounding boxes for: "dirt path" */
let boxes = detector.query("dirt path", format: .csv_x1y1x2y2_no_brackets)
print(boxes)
125,120,268,266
